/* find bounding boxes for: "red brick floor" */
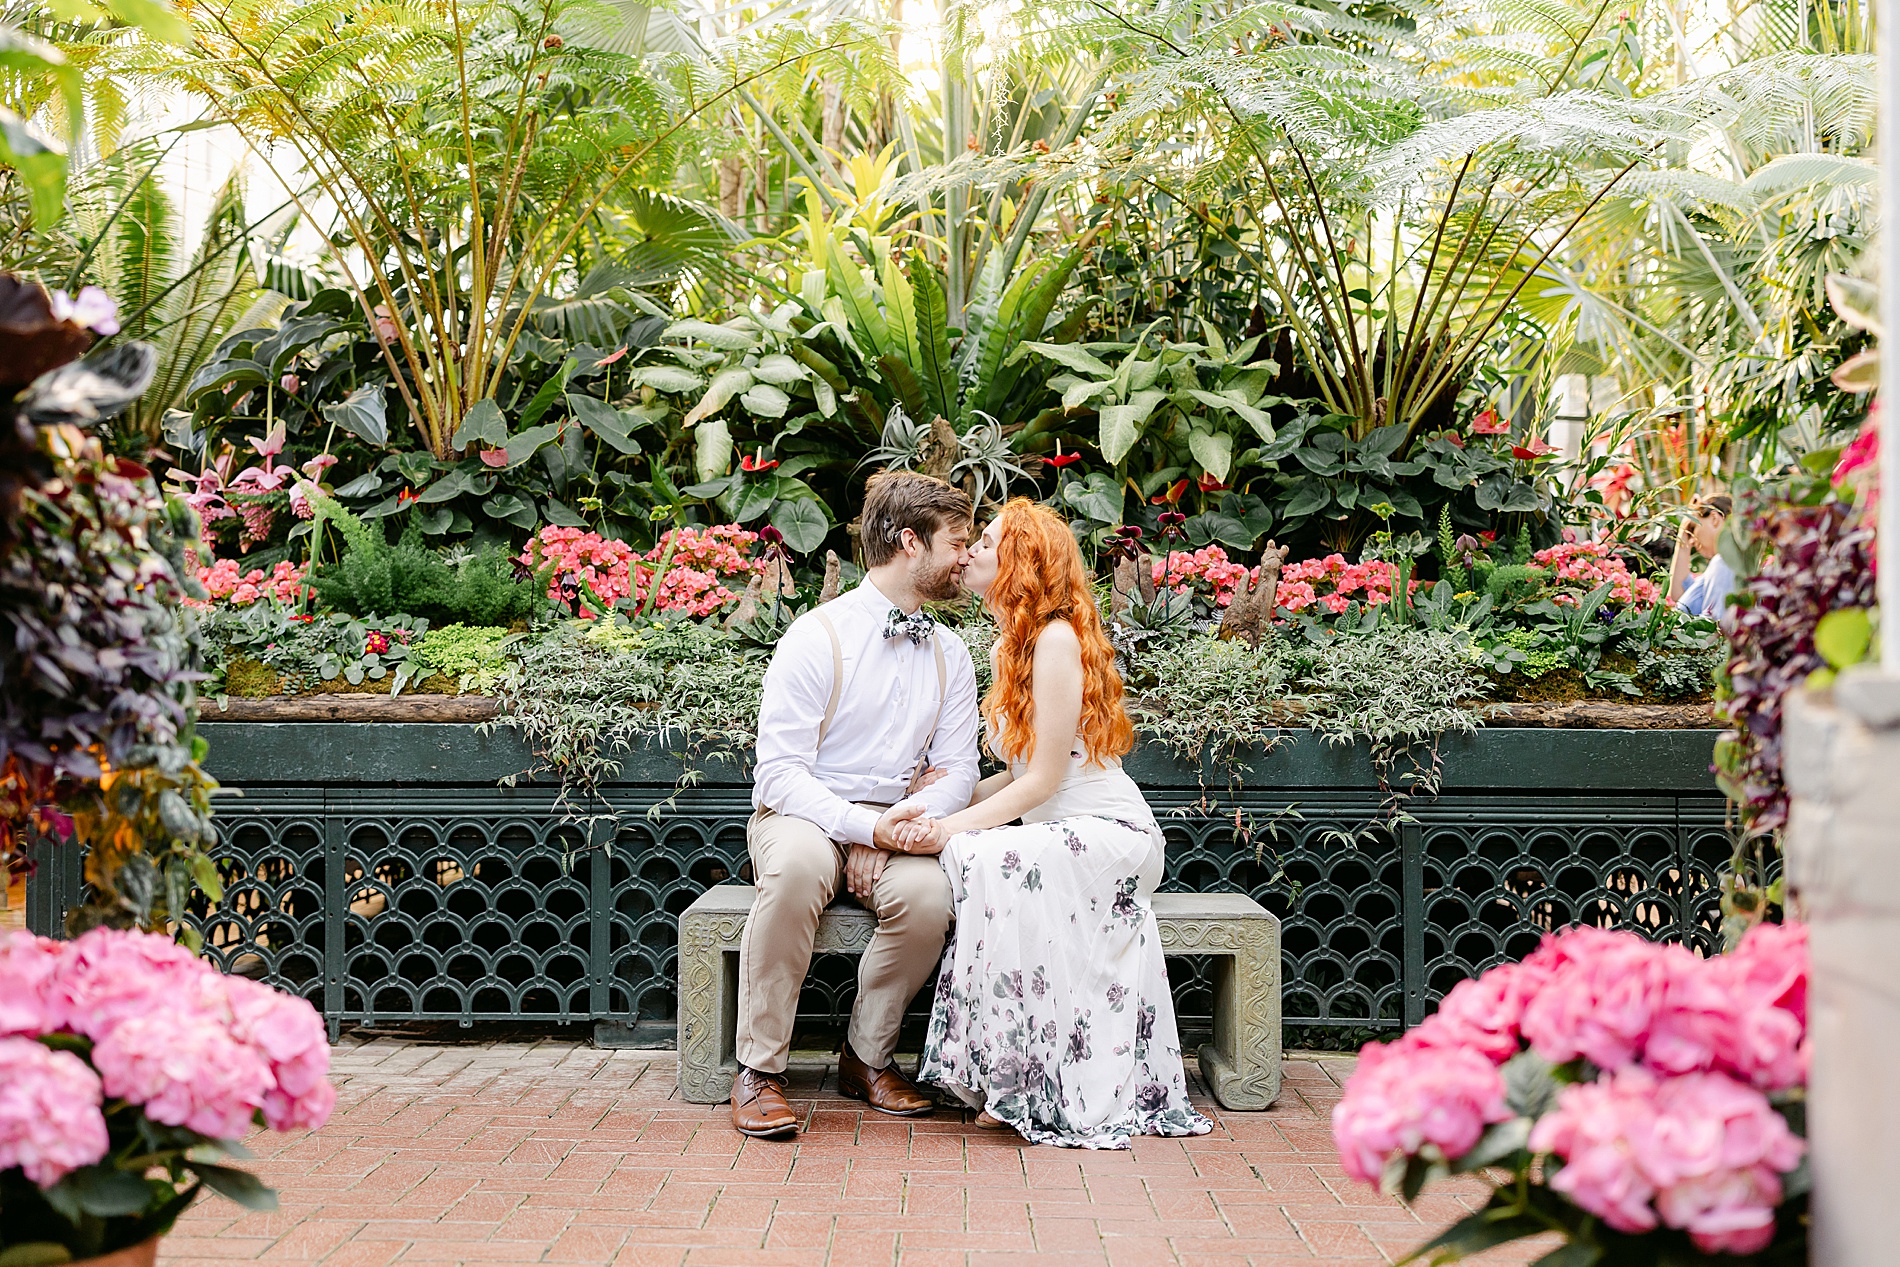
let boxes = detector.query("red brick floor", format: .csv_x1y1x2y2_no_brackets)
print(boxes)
159,1038,1556,1266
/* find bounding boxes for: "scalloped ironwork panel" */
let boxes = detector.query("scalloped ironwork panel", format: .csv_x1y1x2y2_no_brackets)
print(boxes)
34,781,1731,1039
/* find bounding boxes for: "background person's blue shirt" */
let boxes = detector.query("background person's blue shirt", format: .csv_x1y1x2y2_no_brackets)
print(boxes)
1676,554,1735,619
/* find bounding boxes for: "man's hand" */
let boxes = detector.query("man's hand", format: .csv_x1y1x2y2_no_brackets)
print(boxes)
906,763,949,795
892,816,950,855
873,802,928,850
844,843,888,902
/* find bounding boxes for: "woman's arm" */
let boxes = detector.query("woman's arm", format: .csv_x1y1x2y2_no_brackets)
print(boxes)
969,770,1014,805
1667,519,1695,604
935,622,1082,835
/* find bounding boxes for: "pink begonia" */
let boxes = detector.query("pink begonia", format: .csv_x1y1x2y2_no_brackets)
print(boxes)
1530,1067,1803,1255
521,524,763,618
1531,541,1660,608
0,1037,110,1186
1519,926,1679,1070
1274,554,1420,615
1331,1043,1509,1185
189,558,309,610
91,1007,275,1140
1150,546,1257,607
0,931,61,1037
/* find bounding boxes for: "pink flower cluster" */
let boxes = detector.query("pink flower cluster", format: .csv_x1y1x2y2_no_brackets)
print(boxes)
522,525,763,619
1332,923,1809,1256
0,928,335,1188
1150,546,1257,607
189,558,309,609
1531,1067,1804,1254
1531,541,1660,608
1275,554,1410,615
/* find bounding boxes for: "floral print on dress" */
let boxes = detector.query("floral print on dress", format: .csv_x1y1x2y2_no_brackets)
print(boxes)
920,814,1213,1150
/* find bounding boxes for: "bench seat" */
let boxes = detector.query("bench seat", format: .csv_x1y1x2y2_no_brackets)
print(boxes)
676,885,1281,1111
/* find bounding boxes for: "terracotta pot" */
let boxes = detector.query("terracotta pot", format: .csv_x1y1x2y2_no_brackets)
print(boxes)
73,1237,159,1267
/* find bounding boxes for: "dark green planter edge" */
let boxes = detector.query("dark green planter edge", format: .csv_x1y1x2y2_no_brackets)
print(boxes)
195,721,1722,795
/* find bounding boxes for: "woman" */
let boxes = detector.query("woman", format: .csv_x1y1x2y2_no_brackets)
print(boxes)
890,498,1211,1149
1667,495,1734,619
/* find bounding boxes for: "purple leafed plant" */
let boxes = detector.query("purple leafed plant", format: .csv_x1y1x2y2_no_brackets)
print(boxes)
1715,499,1875,835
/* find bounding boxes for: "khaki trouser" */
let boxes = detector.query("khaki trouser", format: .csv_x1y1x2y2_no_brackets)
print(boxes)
734,806,952,1073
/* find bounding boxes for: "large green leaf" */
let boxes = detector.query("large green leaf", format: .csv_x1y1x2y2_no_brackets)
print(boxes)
321,384,388,446
907,254,957,421
190,1162,278,1212
976,248,1088,418
664,319,756,351
1188,388,1275,441
1188,428,1233,484
503,422,560,468
683,366,754,426
1098,389,1167,465
739,382,790,418
1018,341,1113,377
771,497,830,554
880,252,921,375
695,415,731,482
750,353,806,385
628,363,704,394
451,399,507,448
824,238,892,360
567,393,640,454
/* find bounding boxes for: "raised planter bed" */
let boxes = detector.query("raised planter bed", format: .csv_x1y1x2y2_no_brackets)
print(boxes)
27,717,1729,1045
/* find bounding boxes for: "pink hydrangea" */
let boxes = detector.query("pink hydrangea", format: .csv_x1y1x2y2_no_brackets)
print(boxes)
0,1037,109,1186
0,931,62,1037
1151,546,1257,606
52,926,204,1041
91,1007,275,1140
1399,959,1551,1063
223,977,338,1131
1531,541,1660,608
1519,926,1680,1070
1331,1043,1510,1185
1530,1066,1803,1254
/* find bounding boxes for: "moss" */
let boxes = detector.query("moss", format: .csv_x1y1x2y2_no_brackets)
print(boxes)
223,656,284,697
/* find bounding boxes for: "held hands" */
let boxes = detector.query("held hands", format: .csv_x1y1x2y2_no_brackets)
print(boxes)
890,814,949,854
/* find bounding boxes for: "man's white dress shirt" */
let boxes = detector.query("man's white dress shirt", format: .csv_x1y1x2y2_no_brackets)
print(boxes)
752,577,981,846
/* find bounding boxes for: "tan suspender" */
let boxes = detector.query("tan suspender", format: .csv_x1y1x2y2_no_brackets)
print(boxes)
811,610,947,786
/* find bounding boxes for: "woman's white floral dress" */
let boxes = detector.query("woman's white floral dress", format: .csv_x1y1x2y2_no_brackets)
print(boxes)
918,753,1212,1149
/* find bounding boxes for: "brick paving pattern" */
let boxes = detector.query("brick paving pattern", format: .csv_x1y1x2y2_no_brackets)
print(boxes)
157,1037,1556,1266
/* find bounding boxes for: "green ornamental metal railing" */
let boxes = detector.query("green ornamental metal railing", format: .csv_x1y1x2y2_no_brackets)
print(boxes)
26,723,1731,1044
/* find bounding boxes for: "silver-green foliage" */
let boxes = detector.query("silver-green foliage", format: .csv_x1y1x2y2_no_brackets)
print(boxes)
489,619,766,792
1277,628,1491,748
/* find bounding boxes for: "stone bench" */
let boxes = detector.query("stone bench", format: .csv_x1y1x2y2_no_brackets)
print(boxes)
676,885,1282,1111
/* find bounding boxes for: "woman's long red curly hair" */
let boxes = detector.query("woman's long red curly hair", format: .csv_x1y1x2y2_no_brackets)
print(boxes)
982,498,1134,768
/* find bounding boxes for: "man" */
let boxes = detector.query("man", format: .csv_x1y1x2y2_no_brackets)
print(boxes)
731,471,981,1138
1668,495,1734,620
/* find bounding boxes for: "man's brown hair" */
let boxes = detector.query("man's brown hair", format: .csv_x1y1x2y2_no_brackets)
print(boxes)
859,470,973,567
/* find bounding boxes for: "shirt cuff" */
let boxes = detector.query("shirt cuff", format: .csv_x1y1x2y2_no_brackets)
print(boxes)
841,804,881,848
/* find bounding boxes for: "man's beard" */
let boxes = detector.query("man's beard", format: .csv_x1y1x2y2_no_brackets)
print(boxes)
914,557,963,603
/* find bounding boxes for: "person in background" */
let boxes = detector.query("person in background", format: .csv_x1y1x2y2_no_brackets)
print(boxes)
1668,495,1734,619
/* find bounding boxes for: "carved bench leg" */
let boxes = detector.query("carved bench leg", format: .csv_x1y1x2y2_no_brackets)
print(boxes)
677,911,739,1103
1197,919,1282,1111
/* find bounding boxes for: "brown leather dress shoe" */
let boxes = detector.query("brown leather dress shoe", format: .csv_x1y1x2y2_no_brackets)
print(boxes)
730,1066,799,1138
837,1042,935,1117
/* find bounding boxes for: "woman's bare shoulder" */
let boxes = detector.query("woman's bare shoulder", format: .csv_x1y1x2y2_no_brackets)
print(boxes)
1032,619,1081,657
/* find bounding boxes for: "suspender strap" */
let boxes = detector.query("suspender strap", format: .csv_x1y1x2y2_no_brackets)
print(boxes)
812,611,845,749
810,610,948,787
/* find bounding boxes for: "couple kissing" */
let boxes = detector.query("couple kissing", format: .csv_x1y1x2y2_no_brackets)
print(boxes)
731,470,1212,1150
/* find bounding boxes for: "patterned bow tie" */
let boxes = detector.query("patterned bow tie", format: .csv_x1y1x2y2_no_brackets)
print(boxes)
884,607,936,645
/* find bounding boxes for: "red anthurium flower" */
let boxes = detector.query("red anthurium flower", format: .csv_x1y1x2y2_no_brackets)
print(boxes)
1045,451,1082,468
1511,436,1558,460
1197,471,1229,492
397,488,419,505
1150,479,1190,505
1479,530,1498,543
479,448,510,468
741,450,779,473
1471,408,1510,435
596,346,629,366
